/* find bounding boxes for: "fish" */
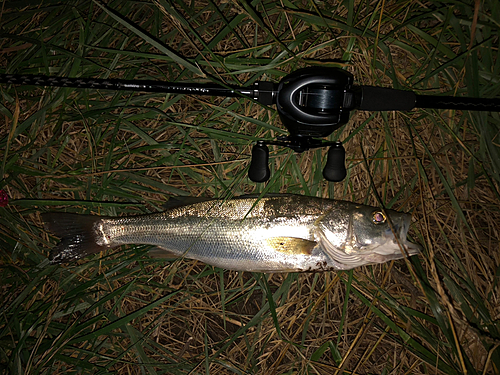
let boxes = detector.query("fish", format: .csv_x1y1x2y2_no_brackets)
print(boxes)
42,194,421,272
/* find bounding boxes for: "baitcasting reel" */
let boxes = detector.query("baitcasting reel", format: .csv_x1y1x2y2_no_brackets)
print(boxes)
1,67,499,182
246,67,500,182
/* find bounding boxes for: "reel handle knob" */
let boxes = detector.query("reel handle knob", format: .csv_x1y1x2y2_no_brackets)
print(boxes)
323,142,346,182
249,142,271,182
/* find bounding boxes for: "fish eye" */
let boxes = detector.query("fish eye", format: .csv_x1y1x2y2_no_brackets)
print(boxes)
372,211,386,224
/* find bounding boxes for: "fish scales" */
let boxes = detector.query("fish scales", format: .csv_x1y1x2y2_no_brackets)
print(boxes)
42,194,421,271
98,196,332,272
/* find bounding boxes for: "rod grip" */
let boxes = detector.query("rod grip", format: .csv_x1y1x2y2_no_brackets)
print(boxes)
358,86,416,111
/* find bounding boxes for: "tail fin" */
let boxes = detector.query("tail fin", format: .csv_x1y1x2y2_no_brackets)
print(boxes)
42,212,108,264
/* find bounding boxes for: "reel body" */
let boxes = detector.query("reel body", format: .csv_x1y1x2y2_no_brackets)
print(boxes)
276,67,354,137
249,67,356,182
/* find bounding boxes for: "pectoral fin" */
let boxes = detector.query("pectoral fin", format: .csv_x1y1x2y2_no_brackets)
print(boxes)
266,237,317,255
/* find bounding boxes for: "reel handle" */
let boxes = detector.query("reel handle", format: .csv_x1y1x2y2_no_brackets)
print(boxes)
248,139,346,183
323,142,346,182
248,142,270,182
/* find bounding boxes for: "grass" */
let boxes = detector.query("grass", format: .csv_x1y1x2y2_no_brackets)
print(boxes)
1,0,500,373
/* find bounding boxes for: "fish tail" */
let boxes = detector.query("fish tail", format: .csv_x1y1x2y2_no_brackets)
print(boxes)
42,212,108,264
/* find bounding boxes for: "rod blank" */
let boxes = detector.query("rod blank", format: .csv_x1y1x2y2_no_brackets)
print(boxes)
0,73,252,97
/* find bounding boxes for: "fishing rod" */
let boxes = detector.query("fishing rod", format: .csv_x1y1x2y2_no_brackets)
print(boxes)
1,68,499,182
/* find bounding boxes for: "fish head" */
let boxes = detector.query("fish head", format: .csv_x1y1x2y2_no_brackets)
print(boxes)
318,204,422,269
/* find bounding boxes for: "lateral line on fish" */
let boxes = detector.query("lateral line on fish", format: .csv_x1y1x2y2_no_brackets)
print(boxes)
42,194,422,271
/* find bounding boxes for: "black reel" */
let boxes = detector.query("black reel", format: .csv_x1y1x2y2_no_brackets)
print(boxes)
247,66,500,182
248,67,354,183
275,67,354,138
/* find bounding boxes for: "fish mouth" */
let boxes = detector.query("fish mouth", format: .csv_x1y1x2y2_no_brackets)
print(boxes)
377,215,422,257
351,215,422,264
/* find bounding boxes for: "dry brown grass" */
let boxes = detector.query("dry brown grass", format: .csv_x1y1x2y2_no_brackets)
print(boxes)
1,0,500,374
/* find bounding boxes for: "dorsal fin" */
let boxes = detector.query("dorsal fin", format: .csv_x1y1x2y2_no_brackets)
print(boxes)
163,196,213,210
163,193,298,210
235,193,296,199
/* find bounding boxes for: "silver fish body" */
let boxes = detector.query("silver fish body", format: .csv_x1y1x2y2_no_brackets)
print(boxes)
43,194,421,272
